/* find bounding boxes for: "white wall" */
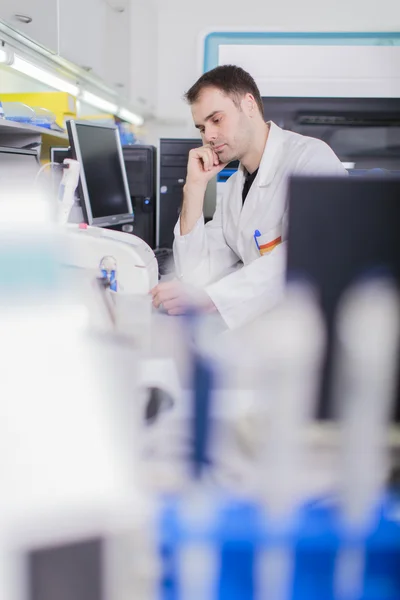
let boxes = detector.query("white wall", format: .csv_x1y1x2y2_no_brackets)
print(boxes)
139,0,400,139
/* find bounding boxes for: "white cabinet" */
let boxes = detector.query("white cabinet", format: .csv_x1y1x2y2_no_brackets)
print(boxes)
58,0,107,81
102,2,131,98
0,0,133,103
0,0,58,53
128,1,157,113
58,0,131,97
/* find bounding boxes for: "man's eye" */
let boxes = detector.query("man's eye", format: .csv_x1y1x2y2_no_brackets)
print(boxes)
213,118,220,124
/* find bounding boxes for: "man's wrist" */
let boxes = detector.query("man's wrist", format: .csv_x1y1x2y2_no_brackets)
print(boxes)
183,180,207,196
180,183,206,235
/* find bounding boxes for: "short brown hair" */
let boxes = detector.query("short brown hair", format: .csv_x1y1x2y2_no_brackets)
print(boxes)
184,65,264,117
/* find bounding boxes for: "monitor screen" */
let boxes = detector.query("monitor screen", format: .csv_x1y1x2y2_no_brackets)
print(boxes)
287,174,400,422
50,147,71,165
66,121,133,226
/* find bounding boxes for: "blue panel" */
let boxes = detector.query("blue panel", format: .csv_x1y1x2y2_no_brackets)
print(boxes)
203,31,400,73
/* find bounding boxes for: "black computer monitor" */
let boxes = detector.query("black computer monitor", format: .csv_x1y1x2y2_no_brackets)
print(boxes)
286,174,400,421
66,120,133,227
261,97,400,170
0,146,40,189
50,146,71,165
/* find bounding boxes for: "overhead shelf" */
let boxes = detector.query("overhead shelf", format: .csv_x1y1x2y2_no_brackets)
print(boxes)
0,119,69,160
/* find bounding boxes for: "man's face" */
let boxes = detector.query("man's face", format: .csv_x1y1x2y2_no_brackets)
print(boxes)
191,86,254,164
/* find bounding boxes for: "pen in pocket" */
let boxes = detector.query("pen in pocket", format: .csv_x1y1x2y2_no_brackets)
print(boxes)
254,229,282,256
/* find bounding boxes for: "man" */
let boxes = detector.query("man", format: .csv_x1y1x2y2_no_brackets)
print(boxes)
152,65,346,329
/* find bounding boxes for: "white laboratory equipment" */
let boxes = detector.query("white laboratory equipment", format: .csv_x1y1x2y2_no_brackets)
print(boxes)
53,155,158,295
45,152,158,339
0,187,153,600
63,224,158,294
60,223,159,341
57,158,80,224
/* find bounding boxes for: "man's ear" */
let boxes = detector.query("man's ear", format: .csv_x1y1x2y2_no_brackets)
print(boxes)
244,93,256,116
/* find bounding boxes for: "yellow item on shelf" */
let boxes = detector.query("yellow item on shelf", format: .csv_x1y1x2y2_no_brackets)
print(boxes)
78,113,116,126
0,92,76,129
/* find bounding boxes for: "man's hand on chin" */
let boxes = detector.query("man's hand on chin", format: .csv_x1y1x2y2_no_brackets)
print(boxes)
151,280,216,316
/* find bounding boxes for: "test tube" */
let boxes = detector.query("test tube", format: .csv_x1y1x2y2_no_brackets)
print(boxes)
333,277,400,600
255,281,326,600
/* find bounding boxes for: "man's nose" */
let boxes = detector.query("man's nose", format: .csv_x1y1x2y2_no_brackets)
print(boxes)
204,124,218,144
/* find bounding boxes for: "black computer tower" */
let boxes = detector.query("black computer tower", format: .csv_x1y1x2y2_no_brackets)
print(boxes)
108,145,156,249
158,138,202,248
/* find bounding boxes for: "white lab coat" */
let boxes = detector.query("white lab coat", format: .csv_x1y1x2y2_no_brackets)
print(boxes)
173,121,347,329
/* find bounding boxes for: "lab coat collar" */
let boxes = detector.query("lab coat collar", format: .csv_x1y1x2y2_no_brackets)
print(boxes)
231,122,284,223
239,121,284,188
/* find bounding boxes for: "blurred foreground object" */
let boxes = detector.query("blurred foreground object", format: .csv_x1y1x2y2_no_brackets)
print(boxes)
157,280,400,600
0,188,153,600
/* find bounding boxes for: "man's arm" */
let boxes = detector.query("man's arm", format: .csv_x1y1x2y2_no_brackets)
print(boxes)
151,279,217,315
179,182,207,236
152,232,285,322
205,242,287,329
173,185,241,287
173,145,240,287
180,144,225,235
152,147,240,315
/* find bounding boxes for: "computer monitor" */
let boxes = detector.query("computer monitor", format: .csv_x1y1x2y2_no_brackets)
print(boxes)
50,146,71,165
0,147,40,190
286,174,400,422
262,97,400,170
66,120,133,227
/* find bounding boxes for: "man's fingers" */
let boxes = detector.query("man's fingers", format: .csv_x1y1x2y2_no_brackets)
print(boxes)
151,290,163,308
167,307,186,316
151,280,206,315
152,286,182,308
199,147,216,172
207,148,218,170
162,298,178,311
204,144,221,168
163,298,188,311
151,280,179,296
152,292,162,308
200,150,212,171
190,145,223,173
152,291,170,308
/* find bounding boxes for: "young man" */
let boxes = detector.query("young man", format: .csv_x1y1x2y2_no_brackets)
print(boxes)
151,65,346,329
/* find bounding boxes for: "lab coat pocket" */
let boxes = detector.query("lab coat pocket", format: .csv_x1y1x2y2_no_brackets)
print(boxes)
256,226,282,256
